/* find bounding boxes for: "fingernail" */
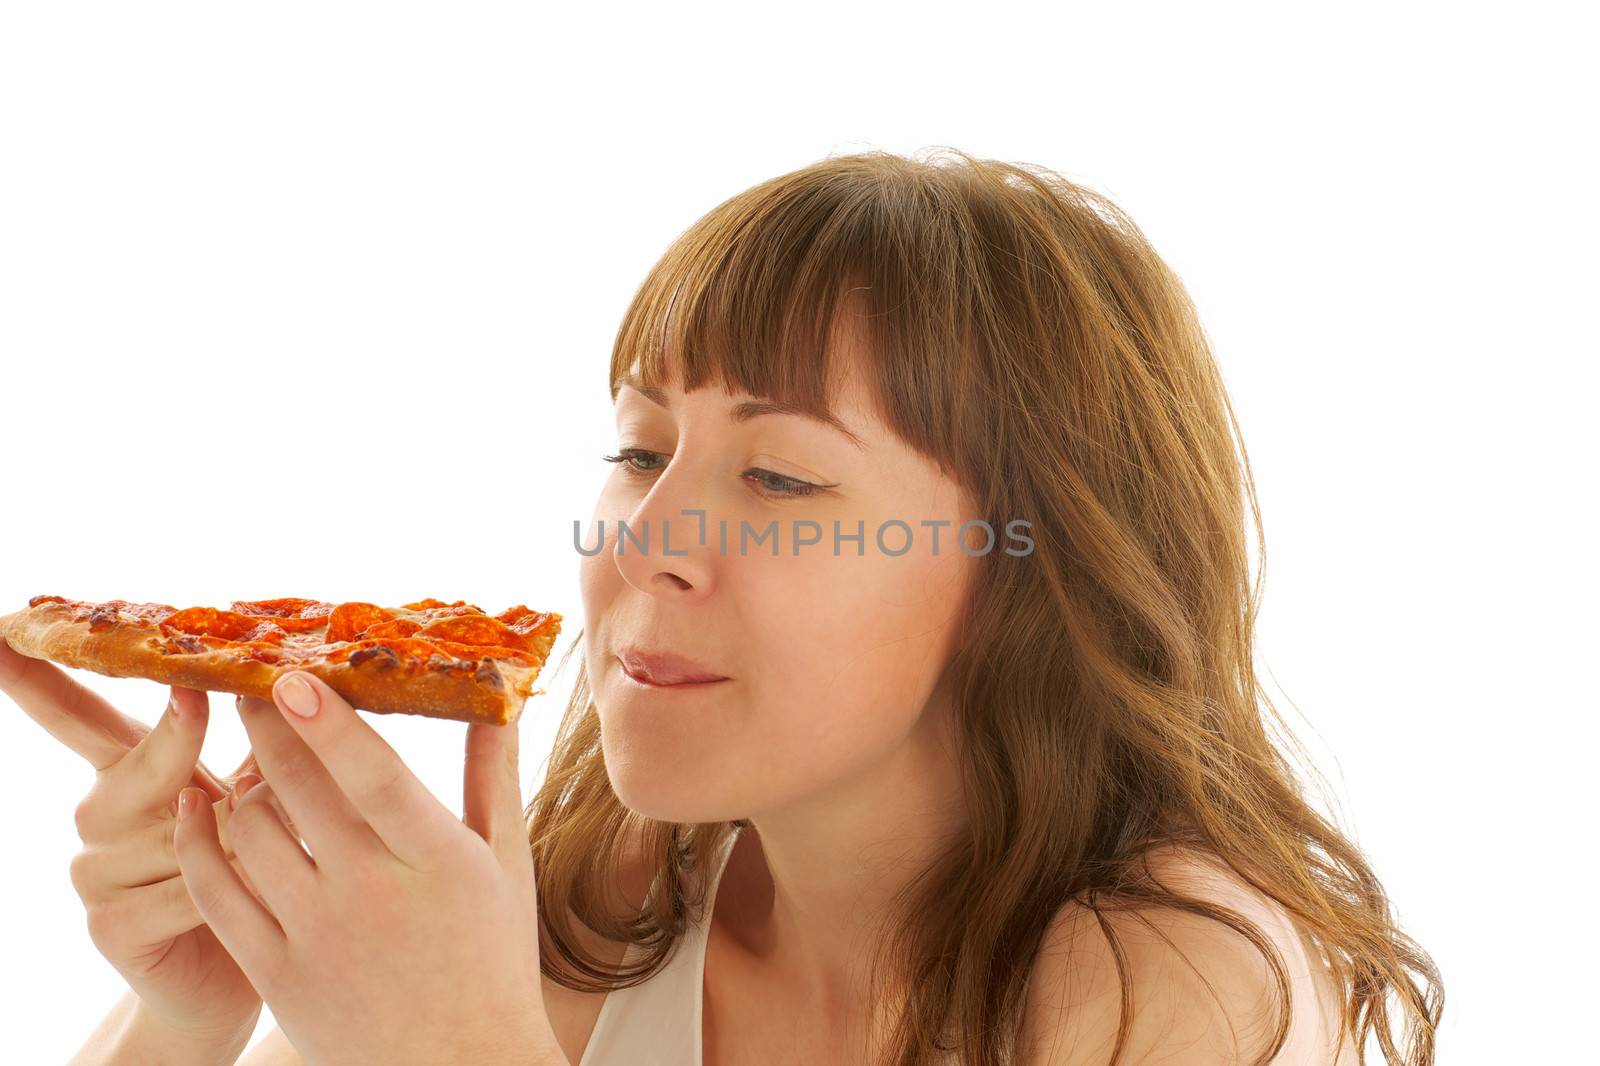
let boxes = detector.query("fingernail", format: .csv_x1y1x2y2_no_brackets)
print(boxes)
230,773,262,810
178,789,196,820
168,693,182,722
276,673,319,718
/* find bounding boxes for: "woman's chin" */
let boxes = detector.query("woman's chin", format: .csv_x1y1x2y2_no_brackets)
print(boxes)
595,717,713,822
607,770,727,825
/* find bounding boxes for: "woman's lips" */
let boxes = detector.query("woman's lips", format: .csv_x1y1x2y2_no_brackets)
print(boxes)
620,666,729,690
617,648,730,687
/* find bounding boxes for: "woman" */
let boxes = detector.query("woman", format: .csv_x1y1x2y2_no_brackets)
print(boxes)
24,147,1442,1065
532,148,1443,1064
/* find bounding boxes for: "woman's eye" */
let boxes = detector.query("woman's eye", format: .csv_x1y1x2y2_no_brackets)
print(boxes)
601,448,668,474
742,468,826,498
600,449,833,499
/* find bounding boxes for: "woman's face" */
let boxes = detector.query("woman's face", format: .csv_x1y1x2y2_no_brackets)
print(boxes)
579,328,979,825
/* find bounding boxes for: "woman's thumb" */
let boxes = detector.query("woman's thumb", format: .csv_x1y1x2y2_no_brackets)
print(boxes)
117,687,209,811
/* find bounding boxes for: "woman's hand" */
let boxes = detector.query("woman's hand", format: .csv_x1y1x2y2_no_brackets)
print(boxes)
173,670,564,1066
0,639,268,1048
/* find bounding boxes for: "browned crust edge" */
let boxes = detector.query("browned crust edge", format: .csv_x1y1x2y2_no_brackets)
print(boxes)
0,603,559,727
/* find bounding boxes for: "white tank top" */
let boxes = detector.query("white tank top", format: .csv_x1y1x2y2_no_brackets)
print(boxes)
577,826,743,1066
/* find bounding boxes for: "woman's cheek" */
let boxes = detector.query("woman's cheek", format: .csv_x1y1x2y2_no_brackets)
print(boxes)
576,533,613,632
752,569,940,746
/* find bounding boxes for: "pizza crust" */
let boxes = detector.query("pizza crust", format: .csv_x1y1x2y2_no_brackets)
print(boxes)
0,599,559,727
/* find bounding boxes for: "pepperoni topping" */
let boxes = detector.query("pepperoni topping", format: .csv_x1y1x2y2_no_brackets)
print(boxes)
243,621,290,645
325,602,398,643
229,599,336,633
159,607,265,641
495,605,559,639
413,614,532,651
325,636,456,666
362,618,423,640
428,640,538,664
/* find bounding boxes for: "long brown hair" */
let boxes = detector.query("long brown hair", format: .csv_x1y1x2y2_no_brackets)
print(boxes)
527,147,1443,1065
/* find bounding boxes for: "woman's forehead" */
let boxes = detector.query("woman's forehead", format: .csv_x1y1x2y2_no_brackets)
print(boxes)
618,313,879,415
616,373,874,453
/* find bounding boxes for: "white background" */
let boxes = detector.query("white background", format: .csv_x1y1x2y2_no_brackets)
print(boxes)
2,2,1592,1062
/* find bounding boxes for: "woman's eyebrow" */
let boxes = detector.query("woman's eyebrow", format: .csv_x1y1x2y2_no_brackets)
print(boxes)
618,380,868,452
729,398,868,451
618,379,672,407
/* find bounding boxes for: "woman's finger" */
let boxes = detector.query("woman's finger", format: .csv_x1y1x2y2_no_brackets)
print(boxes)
463,719,530,872
227,780,317,923
0,640,155,769
173,787,287,984
259,673,460,870
234,693,390,873
73,816,183,895
75,792,242,890
99,689,214,823
230,771,303,840
0,642,229,800
88,874,208,952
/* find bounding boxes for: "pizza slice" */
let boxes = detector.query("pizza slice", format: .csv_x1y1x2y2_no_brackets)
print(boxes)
0,594,562,727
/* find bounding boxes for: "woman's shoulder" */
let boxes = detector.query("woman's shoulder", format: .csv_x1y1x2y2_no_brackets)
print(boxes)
1017,844,1354,1065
